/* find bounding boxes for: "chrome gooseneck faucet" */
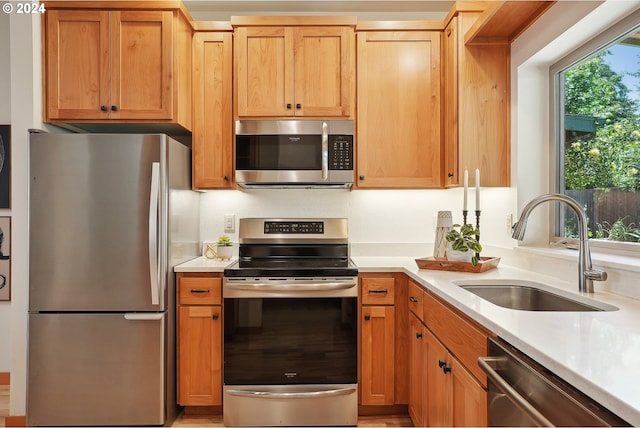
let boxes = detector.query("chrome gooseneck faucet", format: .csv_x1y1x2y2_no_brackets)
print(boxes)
511,193,607,293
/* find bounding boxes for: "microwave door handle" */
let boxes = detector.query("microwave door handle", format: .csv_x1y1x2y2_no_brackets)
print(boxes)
321,121,329,181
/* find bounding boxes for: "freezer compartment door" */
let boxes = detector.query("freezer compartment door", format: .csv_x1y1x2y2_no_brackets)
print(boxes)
27,313,167,426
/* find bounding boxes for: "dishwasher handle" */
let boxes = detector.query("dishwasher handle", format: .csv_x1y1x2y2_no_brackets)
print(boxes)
478,356,555,427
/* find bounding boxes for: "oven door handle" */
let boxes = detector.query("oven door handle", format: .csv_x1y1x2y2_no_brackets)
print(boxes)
225,280,357,292
478,356,555,427
226,387,356,399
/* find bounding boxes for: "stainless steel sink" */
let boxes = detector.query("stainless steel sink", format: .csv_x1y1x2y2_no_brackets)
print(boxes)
454,280,618,312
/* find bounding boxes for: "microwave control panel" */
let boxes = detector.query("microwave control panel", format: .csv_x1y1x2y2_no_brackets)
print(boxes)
329,136,353,170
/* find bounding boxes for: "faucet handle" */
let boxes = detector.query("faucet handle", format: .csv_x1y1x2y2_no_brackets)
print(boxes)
585,269,608,282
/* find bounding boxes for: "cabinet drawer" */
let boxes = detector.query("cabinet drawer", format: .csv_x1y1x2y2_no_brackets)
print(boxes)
178,276,222,305
361,277,395,305
407,280,424,321
423,291,489,386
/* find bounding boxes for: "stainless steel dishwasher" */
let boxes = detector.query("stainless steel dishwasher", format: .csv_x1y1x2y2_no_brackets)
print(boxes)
478,338,630,427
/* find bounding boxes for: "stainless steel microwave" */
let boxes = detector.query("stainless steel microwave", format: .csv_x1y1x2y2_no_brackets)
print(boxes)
235,120,354,188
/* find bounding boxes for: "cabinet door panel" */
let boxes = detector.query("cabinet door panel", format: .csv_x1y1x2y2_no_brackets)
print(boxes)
111,11,173,119
425,329,451,427
408,315,425,427
361,305,395,405
46,10,110,119
357,31,441,188
193,32,233,189
451,356,488,427
236,27,294,117
295,27,353,117
178,305,222,405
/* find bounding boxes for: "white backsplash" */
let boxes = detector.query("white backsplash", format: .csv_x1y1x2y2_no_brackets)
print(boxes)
200,187,518,248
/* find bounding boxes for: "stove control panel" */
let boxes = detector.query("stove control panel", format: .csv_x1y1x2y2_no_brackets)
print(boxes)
264,221,324,234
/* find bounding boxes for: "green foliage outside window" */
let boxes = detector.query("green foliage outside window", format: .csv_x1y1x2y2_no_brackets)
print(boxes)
562,49,640,243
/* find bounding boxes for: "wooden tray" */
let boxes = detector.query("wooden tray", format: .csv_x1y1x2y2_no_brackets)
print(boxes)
415,256,500,273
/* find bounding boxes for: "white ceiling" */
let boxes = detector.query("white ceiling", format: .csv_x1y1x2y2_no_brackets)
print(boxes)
184,1,455,21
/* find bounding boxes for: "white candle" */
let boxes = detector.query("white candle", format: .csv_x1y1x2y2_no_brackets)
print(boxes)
463,169,468,211
475,168,480,211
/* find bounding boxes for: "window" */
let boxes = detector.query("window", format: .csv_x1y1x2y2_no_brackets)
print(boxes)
554,14,640,252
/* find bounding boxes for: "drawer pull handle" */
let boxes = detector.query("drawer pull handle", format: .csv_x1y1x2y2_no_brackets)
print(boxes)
438,360,451,374
190,289,211,294
364,314,371,321
409,296,419,303
368,289,388,294
213,313,219,320
416,332,422,339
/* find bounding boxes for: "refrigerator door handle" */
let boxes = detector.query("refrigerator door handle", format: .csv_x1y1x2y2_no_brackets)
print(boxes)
124,313,164,321
149,162,160,306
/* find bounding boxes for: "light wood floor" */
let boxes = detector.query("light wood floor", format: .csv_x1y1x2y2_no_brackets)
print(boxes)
0,388,412,428
173,413,413,427
0,385,8,428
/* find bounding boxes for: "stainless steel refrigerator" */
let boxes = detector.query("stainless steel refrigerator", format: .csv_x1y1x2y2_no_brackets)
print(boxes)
27,133,200,426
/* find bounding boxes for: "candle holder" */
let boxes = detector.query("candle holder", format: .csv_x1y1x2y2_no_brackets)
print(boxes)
462,209,468,226
475,210,481,260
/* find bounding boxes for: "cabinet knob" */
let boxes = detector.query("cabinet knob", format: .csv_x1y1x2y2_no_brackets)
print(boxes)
224,175,229,181
286,103,292,109
100,105,107,112
416,332,422,339
111,105,118,111
409,296,419,303
364,314,371,321
296,103,302,109
213,313,219,320
359,175,365,180
448,172,454,178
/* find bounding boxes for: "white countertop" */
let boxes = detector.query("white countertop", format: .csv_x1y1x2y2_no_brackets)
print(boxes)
174,256,234,272
174,255,640,425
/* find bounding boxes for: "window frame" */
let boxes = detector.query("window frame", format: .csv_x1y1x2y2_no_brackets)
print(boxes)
550,8,640,258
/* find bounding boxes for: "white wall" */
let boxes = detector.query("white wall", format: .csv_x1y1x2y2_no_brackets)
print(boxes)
0,13,12,372
6,11,42,415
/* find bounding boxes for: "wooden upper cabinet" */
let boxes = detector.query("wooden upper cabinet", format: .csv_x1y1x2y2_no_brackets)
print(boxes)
192,31,233,189
44,3,193,129
235,25,354,118
443,12,510,187
356,31,441,188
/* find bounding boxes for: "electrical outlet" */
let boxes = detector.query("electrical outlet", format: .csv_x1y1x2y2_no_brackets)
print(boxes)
224,214,236,233
506,213,513,235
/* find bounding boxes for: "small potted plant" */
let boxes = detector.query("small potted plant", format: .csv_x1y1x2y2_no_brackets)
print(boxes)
214,234,233,260
445,224,482,266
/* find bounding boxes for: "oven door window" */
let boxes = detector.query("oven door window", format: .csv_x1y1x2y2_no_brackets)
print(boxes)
236,135,322,170
224,297,357,385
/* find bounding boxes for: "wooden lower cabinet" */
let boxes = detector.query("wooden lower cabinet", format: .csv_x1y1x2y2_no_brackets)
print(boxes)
359,273,409,407
407,278,489,427
424,328,487,427
176,273,223,406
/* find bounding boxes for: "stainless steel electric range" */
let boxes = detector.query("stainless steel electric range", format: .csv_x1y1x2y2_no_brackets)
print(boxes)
223,218,358,427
